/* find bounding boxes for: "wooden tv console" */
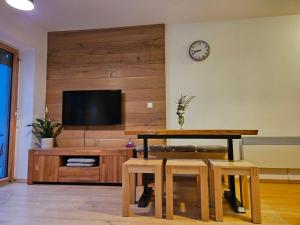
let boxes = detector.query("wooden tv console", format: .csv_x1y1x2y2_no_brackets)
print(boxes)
27,147,132,184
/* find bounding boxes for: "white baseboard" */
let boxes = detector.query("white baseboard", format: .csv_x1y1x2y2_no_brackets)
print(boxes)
259,168,300,182
288,168,300,181
14,179,27,183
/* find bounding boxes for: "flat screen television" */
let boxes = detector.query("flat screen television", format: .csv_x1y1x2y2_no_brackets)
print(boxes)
62,90,122,125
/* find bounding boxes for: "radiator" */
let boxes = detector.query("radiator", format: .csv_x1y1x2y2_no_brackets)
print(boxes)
239,137,300,181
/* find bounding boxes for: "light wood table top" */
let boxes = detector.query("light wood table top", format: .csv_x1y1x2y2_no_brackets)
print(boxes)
124,129,258,136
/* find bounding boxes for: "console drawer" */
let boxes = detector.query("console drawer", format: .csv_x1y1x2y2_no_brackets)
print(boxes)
59,167,100,183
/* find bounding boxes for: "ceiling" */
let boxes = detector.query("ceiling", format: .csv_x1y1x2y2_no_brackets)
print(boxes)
1,0,300,31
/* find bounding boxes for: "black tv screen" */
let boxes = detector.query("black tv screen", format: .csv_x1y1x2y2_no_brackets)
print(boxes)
62,90,122,125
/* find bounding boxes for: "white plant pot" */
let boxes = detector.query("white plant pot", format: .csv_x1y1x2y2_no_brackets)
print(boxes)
40,138,54,149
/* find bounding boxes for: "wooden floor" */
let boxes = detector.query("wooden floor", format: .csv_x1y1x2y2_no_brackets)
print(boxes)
0,178,299,225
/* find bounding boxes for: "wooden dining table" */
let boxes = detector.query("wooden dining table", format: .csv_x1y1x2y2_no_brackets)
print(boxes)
124,129,258,213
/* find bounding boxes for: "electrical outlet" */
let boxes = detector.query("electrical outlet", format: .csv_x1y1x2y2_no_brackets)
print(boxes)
147,102,153,109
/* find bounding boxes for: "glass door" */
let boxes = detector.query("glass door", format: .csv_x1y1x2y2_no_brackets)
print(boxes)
0,49,13,179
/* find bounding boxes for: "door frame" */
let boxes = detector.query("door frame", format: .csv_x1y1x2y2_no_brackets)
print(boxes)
0,42,19,183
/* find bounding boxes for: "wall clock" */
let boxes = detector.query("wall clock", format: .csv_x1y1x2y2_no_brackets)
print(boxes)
189,40,210,61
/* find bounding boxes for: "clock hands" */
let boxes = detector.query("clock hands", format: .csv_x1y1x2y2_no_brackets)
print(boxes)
192,49,202,53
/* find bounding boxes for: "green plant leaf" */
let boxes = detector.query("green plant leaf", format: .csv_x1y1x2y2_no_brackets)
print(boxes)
27,117,62,139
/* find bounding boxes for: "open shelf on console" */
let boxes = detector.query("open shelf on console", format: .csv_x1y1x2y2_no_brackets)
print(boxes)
59,155,101,167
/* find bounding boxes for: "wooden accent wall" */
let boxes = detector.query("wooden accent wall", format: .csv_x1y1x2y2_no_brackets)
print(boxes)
46,24,166,147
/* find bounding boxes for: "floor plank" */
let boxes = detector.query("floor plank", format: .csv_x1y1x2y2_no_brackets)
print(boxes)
0,178,299,225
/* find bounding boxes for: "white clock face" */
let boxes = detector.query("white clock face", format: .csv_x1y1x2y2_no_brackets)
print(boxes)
189,40,210,61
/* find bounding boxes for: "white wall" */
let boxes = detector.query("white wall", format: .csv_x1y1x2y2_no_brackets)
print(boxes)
166,15,300,167
0,8,47,179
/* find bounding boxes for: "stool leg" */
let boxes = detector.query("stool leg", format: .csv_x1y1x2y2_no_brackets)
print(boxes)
196,175,200,208
137,173,142,186
122,165,130,217
154,165,163,218
250,167,261,224
199,166,209,222
129,173,136,204
240,175,250,210
166,165,173,219
213,167,223,222
208,162,214,208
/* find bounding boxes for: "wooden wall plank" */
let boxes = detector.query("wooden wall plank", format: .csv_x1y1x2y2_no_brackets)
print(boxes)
48,38,164,56
48,24,164,49
47,24,166,148
85,130,134,139
47,64,165,80
47,88,165,104
56,139,85,147
47,100,165,120
47,50,164,66
47,76,165,91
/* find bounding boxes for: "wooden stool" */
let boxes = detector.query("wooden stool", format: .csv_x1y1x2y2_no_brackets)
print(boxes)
165,159,209,221
209,160,261,224
122,158,163,218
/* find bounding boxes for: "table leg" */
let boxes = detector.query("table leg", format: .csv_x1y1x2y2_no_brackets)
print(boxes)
224,139,246,213
138,138,153,207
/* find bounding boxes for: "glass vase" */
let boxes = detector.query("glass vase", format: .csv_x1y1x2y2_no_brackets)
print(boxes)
177,114,184,129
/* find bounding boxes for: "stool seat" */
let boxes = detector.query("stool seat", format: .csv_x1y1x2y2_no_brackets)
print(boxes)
122,158,163,218
166,159,206,167
123,158,163,166
166,159,209,221
209,160,255,168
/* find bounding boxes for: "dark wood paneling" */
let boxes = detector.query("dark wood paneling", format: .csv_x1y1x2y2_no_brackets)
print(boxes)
47,24,166,147
32,156,59,182
59,167,100,183
101,155,127,183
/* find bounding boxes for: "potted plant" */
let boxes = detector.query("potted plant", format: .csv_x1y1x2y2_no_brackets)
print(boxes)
28,118,62,149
